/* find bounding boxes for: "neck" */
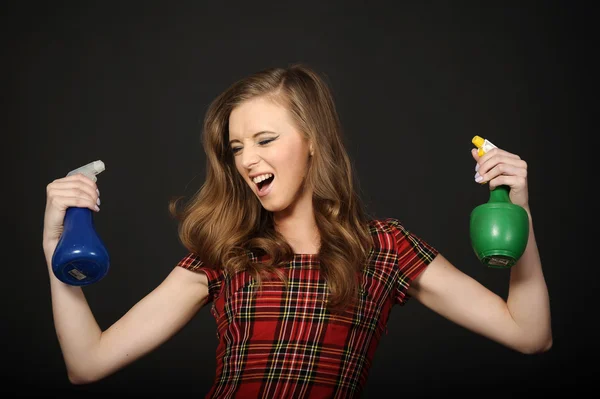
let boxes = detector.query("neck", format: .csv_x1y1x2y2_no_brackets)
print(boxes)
273,191,320,255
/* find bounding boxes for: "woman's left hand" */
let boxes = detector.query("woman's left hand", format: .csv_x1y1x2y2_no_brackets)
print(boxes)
472,147,529,210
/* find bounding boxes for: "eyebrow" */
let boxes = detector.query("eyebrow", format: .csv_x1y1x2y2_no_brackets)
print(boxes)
229,131,277,144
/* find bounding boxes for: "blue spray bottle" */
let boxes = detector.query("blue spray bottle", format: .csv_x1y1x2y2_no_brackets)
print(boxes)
52,160,110,285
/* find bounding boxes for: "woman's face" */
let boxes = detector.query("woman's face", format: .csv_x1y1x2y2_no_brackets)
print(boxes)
229,96,313,214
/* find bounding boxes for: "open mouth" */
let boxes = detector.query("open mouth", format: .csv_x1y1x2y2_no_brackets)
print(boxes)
253,174,275,194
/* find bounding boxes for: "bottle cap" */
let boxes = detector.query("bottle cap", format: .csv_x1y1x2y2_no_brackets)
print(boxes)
67,160,105,182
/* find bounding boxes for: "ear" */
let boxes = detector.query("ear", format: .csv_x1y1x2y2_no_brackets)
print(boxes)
309,142,314,156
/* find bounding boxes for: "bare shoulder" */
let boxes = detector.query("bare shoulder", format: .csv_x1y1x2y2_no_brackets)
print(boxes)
173,265,209,287
165,266,210,305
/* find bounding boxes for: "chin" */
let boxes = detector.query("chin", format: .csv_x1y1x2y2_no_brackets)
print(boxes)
258,194,295,213
259,201,287,213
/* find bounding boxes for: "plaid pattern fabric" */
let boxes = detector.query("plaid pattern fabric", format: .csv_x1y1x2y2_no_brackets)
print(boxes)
177,218,439,398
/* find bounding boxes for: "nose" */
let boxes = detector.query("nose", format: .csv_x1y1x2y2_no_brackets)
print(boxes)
240,145,260,170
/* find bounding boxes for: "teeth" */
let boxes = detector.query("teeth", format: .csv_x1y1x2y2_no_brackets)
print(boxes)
252,173,273,184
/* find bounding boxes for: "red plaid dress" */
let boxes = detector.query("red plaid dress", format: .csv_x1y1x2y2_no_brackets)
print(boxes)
177,218,439,398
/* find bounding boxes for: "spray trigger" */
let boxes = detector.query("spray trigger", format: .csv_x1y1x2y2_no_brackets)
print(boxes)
67,160,105,182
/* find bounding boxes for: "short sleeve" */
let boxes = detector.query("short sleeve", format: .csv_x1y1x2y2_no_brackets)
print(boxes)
176,252,224,304
385,218,439,306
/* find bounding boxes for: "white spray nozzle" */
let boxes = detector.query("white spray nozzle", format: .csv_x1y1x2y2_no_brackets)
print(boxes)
67,160,105,182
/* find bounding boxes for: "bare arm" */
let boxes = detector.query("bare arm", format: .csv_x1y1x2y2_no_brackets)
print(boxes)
46,244,209,384
407,147,551,354
408,216,551,354
42,174,209,384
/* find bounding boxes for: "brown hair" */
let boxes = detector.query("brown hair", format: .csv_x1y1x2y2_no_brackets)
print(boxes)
169,64,373,313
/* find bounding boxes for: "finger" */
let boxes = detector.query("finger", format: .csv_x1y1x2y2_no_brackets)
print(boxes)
48,193,100,212
475,163,527,185
48,177,99,201
51,173,98,193
47,184,98,206
478,155,527,176
47,184,99,207
477,147,521,165
64,173,99,189
488,175,527,191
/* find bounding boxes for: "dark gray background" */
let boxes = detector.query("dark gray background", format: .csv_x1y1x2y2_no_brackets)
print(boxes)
3,1,591,397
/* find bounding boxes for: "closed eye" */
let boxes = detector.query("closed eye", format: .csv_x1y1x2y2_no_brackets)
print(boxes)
230,137,277,155
258,138,275,145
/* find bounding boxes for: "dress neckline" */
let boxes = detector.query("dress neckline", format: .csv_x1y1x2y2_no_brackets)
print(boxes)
289,253,320,268
292,253,319,258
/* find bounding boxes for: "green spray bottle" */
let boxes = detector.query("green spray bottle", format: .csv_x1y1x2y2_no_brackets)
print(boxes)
469,136,529,268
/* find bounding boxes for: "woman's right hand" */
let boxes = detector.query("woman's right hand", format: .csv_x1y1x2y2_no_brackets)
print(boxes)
43,173,101,254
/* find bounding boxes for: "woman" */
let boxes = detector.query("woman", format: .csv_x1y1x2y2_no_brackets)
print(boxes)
42,64,552,398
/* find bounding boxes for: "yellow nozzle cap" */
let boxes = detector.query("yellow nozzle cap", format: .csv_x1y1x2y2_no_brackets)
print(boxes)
472,135,485,148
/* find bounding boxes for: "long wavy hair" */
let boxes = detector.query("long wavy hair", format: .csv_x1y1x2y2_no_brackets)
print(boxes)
169,64,373,313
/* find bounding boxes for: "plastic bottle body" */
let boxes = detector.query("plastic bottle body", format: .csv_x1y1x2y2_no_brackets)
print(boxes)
469,186,529,268
51,205,110,285
470,137,529,268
